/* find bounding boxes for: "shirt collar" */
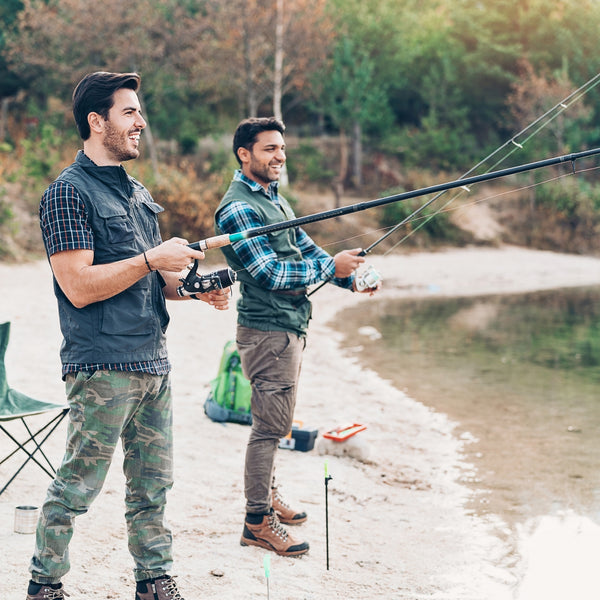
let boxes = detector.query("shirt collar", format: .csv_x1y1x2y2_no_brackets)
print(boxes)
76,150,133,197
234,169,279,203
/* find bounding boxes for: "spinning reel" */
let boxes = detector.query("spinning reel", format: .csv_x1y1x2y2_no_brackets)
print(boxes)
355,265,382,292
176,260,237,297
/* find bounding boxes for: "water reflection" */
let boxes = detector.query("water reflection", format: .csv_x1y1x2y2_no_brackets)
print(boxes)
515,512,600,600
332,286,600,596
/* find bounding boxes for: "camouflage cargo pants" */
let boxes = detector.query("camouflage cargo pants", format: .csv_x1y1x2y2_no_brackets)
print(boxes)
29,370,174,584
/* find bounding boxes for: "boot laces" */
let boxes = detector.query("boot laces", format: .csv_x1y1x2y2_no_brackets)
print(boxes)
267,512,289,540
157,576,184,600
273,488,290,509
43,589,69,600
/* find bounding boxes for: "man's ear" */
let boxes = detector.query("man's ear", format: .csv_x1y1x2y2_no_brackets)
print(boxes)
88,112,104,134
237,146,250,165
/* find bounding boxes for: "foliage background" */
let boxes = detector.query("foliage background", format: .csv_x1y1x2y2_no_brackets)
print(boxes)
2,0,600,260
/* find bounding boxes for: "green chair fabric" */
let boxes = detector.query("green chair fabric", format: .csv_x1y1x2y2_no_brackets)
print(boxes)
0,321,68,495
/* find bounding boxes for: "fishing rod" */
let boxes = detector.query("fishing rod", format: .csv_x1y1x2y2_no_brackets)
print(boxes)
179,147,600,295
188,147,600,254
305,75,600,296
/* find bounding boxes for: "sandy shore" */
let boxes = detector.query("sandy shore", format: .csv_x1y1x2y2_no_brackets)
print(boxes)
2,246,600,599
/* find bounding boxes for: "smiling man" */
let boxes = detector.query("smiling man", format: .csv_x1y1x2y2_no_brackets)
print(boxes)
214,117,379,557
26,72,230,600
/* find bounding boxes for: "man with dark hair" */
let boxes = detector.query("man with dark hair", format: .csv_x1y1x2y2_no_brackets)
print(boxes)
26,71,230,600
214,117,380,557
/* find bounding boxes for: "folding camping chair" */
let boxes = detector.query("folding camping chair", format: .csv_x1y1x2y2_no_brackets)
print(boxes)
0,321,68,496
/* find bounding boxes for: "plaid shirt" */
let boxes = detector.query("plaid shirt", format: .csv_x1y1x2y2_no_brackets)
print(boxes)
216,171,353,290
39,179,170,378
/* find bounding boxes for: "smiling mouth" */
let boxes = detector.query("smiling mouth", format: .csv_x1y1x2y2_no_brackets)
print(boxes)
129,131,141,144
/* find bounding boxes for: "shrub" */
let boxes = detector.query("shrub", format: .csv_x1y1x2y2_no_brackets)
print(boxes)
286,142,335,185
378,183,471,246
527,176,600,253
0,194,15,259
136,162,229,246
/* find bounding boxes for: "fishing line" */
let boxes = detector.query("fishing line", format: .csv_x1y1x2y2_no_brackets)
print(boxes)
377,71,600,255
313,164,597,252
405,169,587,225
385,156,600,253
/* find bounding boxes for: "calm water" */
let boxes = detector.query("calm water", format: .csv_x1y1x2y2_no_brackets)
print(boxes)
332,287,600,529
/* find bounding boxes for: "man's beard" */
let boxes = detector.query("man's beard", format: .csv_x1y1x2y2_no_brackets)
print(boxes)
103,121,138,162
249,160,280,186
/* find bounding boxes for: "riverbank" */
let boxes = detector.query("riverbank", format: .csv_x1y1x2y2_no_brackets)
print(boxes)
2,246,600,599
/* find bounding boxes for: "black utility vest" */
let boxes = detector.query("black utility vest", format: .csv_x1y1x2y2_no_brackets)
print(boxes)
52,151,169,366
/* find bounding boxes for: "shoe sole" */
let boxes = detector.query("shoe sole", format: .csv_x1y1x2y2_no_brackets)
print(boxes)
240,536,309,556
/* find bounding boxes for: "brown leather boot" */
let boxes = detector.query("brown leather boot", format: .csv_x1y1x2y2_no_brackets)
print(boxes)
271,487,307,525
26,584,69,600
241,510,309,556
135,575,185,600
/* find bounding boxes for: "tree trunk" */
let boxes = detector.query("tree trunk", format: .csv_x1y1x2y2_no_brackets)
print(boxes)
273,0,284,122
0,97,10,143
137,92,159,176
333,130,348,209
242,2,258,116
273,0,289,187
352,119,362,188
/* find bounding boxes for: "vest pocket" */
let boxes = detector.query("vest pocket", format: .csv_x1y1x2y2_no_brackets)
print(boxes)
99,283,153,336
96,201,135,244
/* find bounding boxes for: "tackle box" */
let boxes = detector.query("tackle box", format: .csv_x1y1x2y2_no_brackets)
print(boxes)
279,422,318,452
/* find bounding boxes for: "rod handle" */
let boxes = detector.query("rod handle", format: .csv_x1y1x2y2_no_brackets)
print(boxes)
189,233,233,252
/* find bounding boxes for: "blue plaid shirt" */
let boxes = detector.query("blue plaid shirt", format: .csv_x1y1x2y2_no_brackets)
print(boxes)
39,179,171,379
216,171,353,291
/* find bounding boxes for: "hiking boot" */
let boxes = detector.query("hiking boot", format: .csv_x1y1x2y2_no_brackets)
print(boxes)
241,510,309,556
135,575,185,600
26,583,69,600
272,487,307,525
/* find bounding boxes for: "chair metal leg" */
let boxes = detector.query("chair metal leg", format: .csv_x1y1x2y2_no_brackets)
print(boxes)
0,408,69,496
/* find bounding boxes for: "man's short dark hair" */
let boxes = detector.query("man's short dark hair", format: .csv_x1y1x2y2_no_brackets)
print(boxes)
72,71,141,140
232,117,285,166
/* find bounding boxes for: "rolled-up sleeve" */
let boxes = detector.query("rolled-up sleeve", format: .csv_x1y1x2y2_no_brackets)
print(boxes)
217,201,343,290
39,180,94,256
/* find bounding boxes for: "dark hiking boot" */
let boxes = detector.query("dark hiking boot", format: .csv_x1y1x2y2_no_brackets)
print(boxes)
272,487,307,525
26,583,69,599
241,510,309,556
135,575,185,600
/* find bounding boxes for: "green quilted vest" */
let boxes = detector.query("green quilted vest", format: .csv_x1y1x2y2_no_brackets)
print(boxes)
215,180,312,336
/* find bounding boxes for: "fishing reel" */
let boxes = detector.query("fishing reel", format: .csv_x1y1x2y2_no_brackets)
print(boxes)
176,260,237,297
355,265,382,292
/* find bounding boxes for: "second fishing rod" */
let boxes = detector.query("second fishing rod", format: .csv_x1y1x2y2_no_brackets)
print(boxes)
189,147,600,253
177,147,600,296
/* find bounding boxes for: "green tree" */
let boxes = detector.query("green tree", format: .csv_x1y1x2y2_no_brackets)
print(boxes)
4,0,220,145
318,36,392,199
0,0,24,142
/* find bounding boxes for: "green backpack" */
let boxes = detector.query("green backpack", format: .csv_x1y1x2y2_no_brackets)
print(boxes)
204,340,252,425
